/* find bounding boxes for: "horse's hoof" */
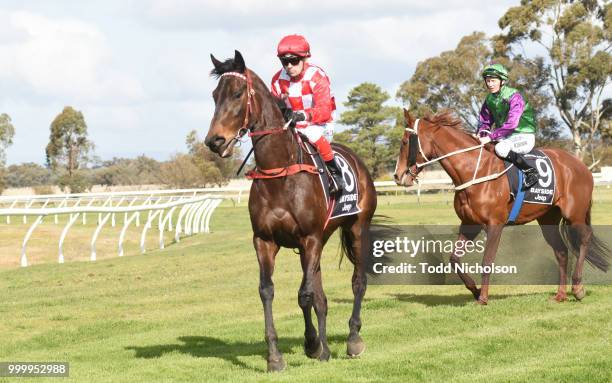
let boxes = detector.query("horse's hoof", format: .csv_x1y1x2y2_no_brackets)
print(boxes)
347,336,366,358
319,348,331,362
304,339,322,359
472,288,482,301
475,298,488,306
549,294,568,303
267,357,286,373
572,285,585,301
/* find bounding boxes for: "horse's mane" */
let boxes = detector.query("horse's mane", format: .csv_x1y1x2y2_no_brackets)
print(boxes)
423,110,478,141
210,58,242,78
423,110,463,129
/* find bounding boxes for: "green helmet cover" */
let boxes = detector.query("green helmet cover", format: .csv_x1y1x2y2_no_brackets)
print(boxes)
482,63,509,81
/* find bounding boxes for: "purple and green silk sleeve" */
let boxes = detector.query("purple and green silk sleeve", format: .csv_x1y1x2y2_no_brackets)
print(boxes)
478,102,493,135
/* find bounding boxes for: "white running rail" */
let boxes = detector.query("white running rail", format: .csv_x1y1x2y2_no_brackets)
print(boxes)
0,192,224,267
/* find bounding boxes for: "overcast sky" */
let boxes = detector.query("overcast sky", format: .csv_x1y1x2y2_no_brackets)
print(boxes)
1,0,518,165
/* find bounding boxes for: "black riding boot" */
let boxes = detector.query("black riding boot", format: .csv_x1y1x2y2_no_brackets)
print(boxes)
325,157,344,194
506,150,538,188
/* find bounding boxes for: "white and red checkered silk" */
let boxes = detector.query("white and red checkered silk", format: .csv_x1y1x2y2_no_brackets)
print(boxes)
270,63,336,129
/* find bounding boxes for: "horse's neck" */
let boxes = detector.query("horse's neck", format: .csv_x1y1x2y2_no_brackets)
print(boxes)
250,79,296,169
428,128,500,186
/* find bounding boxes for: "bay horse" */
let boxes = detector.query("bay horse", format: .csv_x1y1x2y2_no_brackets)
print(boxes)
394,109,609,305
205,51,376,371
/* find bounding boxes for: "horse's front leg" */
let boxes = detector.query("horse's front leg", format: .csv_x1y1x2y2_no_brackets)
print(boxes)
254,236,284,372
478,224,504,305
299,235,330,361
450,224,483,300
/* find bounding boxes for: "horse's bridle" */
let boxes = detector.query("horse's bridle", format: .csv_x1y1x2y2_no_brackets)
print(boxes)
401,118,429,179
218,71,256,147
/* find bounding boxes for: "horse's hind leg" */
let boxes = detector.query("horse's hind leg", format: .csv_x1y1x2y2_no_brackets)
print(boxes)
537,209,569,302
570,223,592,301
451,224,482,300
344,219,368,357
299,236,330,361
254,237,285,372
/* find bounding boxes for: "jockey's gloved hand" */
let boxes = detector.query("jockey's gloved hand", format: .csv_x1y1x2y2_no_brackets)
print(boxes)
275,98,292,121
479,136,491,145
290,111,308,123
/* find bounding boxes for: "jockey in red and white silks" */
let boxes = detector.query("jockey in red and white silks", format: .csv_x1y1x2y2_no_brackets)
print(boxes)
271,63,336,149
271,34,344,192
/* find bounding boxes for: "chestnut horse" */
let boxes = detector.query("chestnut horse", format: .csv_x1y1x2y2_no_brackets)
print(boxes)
205,51,377,371
394,109,609,304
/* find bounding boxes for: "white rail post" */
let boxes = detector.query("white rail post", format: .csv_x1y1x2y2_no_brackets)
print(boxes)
54,198,68,224
82,198,96,225
58,213,81,263
136,195,153,227
21,215,44,267
119,212,140,257
124,197,139,226
192,199,212,234
90,213,112,261
137,196,167,253
140,209,164,254
202,198,223,233
184,202,199,236
159,206,178,249
111,196,126,227
23,199,36,224
98,196,113,225
174,204,191,242
6,200,18,223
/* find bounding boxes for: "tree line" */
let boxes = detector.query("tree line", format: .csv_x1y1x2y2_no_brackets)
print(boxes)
1,106,240,193
335,1,611,176
0,1,609,192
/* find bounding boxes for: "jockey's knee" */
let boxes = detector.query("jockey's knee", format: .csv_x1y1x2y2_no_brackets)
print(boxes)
494,142,511,158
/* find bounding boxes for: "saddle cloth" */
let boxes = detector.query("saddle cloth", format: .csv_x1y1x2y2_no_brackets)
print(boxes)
504,149,556,205
305,142,361,219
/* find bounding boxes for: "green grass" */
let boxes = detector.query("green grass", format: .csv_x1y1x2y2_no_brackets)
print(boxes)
1,189,611,382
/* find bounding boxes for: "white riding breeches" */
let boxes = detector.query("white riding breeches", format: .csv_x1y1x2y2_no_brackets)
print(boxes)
297,123,332,143
494,133,535,157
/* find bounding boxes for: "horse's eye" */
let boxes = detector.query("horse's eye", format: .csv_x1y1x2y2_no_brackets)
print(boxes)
234,91,243,99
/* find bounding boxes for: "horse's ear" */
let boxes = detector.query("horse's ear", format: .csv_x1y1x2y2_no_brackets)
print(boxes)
234,50,246,73
210,54,223,70
403,108,413,127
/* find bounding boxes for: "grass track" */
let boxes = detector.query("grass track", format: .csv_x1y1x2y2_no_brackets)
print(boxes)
1,189,611,382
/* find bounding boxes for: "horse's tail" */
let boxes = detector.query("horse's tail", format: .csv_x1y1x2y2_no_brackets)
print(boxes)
339,226,357,266
560,201,611,272
338,215,397,268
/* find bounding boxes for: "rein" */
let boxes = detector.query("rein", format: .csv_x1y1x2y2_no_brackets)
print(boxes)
218,71,316,180
404,120,511,190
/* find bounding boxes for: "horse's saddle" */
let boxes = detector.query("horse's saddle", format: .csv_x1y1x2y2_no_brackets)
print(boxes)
304,141,361,219
504,149,556,205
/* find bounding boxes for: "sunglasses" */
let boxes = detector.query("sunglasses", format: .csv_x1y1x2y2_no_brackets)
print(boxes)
280,57,302,67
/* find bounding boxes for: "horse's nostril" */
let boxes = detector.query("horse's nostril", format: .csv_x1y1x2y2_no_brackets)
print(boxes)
393,173,399,181
205,135,226,151
214,136,225,147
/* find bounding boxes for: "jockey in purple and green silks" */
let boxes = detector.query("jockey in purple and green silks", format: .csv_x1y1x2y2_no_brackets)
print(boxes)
477,63,539,188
